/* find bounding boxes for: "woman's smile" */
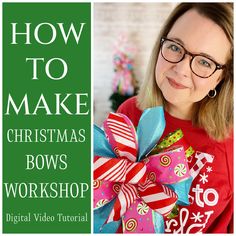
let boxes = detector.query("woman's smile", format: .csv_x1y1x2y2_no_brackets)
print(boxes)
167,77,188,89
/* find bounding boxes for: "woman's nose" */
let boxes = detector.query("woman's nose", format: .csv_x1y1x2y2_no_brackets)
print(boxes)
173,55,192,77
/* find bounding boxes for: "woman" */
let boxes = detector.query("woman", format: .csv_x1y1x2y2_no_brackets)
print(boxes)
117,3,233,233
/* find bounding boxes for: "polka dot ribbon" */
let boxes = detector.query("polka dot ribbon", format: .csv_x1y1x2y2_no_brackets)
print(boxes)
150,129,195,158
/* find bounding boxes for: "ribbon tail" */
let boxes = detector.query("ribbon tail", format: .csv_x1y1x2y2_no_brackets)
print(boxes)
94,198,121,233
138,180,178,216
166,177,193,206
107,183,138,223
153,211,165,233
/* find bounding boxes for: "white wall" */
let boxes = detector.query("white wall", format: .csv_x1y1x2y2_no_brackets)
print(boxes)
94,3,177,126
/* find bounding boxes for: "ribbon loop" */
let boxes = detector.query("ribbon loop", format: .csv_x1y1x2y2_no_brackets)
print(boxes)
94,157,147,185
103,112,138,162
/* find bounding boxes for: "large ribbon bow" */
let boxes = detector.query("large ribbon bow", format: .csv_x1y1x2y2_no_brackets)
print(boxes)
94,107,192,233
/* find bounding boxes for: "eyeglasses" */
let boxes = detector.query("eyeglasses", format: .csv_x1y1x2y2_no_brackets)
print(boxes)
160,37,225,78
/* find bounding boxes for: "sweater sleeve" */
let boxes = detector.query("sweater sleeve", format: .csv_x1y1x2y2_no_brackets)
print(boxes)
225,132,233,233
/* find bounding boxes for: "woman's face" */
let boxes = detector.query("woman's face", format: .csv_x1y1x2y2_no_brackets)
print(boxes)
155,9,230,108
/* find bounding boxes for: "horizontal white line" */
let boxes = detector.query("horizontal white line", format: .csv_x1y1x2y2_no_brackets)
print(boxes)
107,118,129,128
141,192,169,203
109,128,134,141
107,121,131,132
113,134,136,149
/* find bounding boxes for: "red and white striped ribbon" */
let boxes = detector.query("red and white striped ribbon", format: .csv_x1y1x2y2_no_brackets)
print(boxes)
107,183,138,223
94,157,147,185
103,113,138,162
138,180,178,216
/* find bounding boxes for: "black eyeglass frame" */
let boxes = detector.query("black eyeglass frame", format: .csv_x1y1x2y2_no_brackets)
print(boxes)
160,37,226,78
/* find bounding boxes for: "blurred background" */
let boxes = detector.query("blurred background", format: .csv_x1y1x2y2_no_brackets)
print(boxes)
94,3,177,126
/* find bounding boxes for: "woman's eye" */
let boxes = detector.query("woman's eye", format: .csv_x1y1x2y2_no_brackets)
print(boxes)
199,59,211,68
168,44,181,52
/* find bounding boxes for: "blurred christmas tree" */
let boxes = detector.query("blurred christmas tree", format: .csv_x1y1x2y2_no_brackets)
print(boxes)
109,34,138,111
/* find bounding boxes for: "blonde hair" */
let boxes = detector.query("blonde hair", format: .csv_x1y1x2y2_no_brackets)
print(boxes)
137,3,233,141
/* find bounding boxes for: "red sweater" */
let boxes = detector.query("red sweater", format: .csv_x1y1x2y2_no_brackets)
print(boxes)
117,96,233,234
